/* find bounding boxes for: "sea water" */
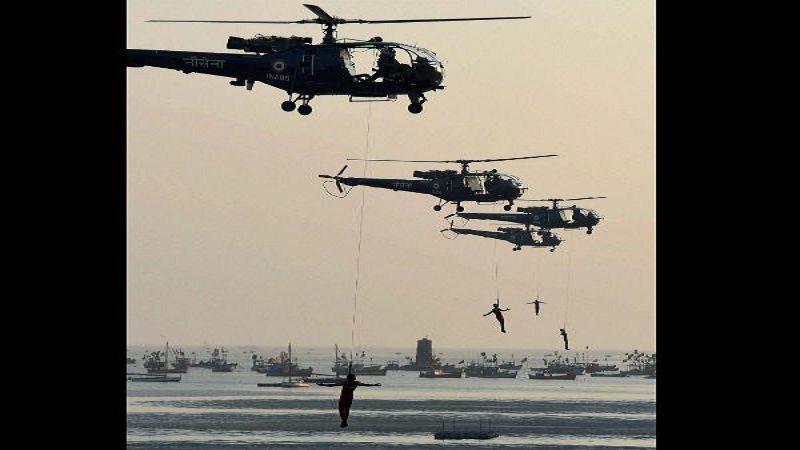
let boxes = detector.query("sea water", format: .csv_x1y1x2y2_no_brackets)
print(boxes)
127,346,655,449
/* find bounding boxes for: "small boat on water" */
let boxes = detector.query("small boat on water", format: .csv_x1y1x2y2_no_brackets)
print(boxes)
144,341,188,374
590,372,628,377
528,370,576,380
420,368,464,378
332,345,387,376
259,343,309,387
281,343,309,388
209,348,238,372
129,343,181,382
128,374,181,382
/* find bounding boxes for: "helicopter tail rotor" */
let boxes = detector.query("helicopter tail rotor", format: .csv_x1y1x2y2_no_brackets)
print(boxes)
319,165,350,197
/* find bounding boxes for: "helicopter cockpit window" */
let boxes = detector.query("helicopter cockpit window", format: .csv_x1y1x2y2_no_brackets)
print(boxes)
464,175,486,193
344,42,443,78
558,209,573,222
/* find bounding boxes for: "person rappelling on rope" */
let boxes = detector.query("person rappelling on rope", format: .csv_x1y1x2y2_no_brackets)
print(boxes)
560,328,570,350
484,302,510,333
526,295,546,316
317,373,381,428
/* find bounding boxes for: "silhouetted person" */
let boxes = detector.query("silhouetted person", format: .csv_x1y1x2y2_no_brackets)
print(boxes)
560,328,570,350
369,47,411,81
484,303,510,333
317,373,381,428
526,298,546,316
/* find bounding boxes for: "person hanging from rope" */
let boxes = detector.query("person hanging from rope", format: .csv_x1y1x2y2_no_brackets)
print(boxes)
526,296,547,316
483,302,510,333
317,373,381,428
559,328,570,350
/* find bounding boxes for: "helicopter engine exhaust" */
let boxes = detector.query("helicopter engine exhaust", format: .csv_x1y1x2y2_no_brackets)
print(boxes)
227,35,312,54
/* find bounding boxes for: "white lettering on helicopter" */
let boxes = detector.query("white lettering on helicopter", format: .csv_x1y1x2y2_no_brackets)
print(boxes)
183,56,225,69
392,182,413,190
266,73,291,82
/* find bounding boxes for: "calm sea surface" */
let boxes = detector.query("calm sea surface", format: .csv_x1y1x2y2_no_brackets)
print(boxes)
127,346,655,449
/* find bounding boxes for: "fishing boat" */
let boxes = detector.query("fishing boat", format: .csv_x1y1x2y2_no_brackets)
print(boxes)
621,350,656,376
590,372,628,377
128,373,181,382
420,368,464,378
332,344,387,375
144,341,188,374
280,343,308,387
209,348,238,372
528,370,576,380
260,347,314,377
464,353,518,378
129,342,181,382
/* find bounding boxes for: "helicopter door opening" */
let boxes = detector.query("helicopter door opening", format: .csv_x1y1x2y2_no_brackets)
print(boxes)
463,175,487,194
557,209,574,224
340,49,357,77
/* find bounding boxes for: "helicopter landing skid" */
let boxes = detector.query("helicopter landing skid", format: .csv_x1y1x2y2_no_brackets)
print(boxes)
348,95,398,103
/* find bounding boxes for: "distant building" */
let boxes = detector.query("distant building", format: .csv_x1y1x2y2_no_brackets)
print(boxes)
416,338,434,370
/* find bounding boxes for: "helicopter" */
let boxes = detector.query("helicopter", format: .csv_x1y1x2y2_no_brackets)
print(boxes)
126,4,530,115
442,222,563,252
319,155,557,212
452,197,606,234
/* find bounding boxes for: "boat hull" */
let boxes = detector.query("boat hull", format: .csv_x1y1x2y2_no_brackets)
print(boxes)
528,373,576,380
128,375,181,382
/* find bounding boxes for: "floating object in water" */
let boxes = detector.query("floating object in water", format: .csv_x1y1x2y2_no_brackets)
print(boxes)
434,431,499,440
434,418,498,440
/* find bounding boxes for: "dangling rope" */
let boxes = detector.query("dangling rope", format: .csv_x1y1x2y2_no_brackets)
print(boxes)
563,238,573,329
493,239,500,305
350,103,372,365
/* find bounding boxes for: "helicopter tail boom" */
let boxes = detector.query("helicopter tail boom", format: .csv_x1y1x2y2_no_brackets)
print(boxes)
127,49,265,79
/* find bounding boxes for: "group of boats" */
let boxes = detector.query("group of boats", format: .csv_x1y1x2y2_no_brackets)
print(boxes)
127,343,239,382
128,340,656,384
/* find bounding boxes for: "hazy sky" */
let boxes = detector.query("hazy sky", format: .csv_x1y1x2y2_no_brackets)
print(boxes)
126,0,654,351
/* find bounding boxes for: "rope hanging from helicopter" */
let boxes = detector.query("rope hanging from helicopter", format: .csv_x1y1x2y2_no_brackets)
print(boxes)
563,237,573,329
493,239,501,306
349,103,372,366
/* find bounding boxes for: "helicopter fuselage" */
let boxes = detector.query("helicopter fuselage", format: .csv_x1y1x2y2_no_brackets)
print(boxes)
457,207,601,232
127,42,444,108
334,171,525,205
449,227,562,251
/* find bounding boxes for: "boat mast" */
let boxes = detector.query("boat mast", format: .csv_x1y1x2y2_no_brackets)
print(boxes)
288,342,293,381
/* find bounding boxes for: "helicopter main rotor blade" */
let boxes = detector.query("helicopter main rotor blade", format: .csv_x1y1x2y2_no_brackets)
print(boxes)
346,155,556,164
561,196,607,201
303,4,335,22
147,19,312,24
347,16,531,24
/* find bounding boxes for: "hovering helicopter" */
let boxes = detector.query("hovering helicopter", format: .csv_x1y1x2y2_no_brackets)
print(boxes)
126,4,530,115
453,197,606,234
319,155,556,212
442,222,563,252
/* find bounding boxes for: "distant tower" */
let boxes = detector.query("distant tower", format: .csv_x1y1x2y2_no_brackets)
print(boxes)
415,337,433,370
